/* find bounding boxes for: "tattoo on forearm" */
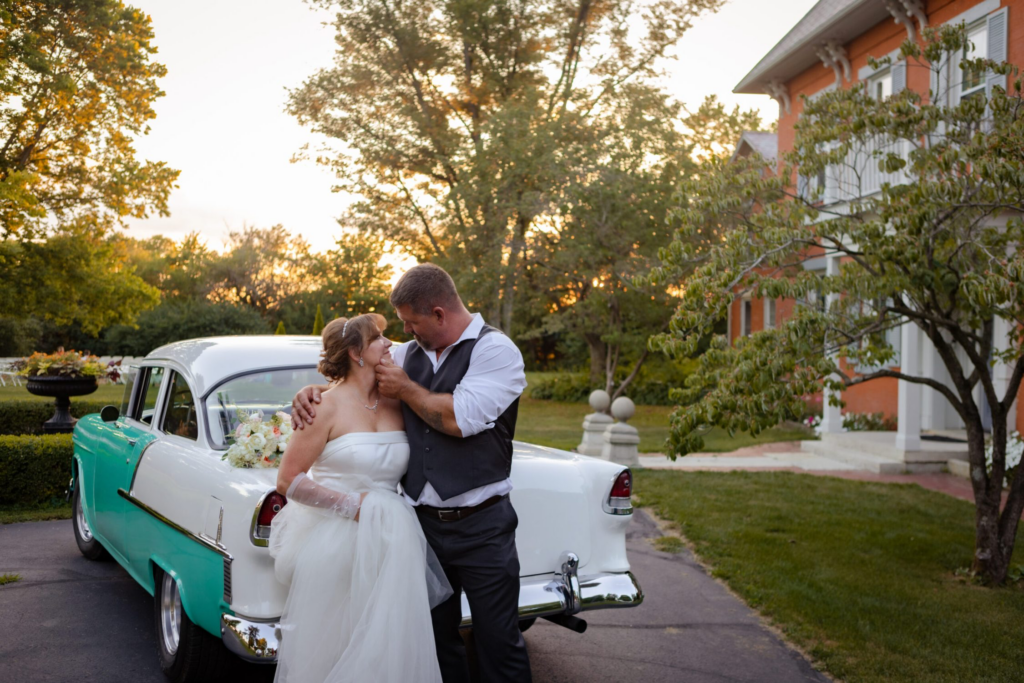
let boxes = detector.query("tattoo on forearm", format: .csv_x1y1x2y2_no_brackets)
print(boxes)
422,404,446,432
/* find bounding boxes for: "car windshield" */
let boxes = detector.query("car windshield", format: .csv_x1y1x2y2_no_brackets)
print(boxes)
205,367,326,449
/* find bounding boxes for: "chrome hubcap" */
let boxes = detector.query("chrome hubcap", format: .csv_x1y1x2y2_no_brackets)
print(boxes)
76,489,92,542
160,573,183,655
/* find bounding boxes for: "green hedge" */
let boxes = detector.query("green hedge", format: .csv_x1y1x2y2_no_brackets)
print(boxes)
0,400,109,436
529,366,696,406
0,434,73,506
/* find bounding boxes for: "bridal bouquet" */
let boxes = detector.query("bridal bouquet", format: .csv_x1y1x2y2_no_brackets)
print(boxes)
223,410,293,468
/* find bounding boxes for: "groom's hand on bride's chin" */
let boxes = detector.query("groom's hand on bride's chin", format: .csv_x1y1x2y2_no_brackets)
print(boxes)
375,361,410,400
291,385,324,430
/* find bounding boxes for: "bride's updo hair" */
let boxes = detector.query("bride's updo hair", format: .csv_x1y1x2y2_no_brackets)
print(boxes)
318,313,387,382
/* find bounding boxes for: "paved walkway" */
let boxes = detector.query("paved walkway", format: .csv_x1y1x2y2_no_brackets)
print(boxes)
640,441,980,504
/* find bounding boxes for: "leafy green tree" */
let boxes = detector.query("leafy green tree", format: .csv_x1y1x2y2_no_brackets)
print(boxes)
290,0,722,332
101,300,269,356
208,225,312,317
646,27,1024,583
0,216,159,335
275,321,286,335
529,95,763,394
311,304,324,336
0,0,178,237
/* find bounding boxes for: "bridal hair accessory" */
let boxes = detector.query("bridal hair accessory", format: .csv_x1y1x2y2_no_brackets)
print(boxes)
342,319,349,337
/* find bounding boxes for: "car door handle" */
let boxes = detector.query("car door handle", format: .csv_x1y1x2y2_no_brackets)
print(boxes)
126,438,138,447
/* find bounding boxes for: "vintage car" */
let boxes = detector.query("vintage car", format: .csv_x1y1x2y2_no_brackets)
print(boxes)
70,336,642,681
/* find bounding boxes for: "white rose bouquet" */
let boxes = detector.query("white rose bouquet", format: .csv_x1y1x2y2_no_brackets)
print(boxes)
223,410,294,468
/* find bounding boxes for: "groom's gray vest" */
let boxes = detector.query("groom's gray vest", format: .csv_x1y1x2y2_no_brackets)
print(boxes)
401,326,519,502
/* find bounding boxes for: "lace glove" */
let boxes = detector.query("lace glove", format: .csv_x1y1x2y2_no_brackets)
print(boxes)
286,472,363,519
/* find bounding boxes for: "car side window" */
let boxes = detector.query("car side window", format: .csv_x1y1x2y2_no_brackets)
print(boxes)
161,372,198,441
134,367,165,425
118,369,137,420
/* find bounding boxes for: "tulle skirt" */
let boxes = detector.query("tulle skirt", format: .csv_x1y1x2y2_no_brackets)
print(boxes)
269,488,446,683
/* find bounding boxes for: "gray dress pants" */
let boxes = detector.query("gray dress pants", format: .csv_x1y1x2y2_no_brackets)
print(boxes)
417,497,533,683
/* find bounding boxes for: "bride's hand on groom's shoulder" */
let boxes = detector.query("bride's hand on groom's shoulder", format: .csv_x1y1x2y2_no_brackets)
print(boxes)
291,384,327,430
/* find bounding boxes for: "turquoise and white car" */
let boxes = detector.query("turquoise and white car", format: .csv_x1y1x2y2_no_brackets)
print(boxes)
70,336,642,682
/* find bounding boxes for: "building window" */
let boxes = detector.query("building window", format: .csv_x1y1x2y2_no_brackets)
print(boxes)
960,22,988,100
742,299,752,337
764,299,777,329
869,69,892,100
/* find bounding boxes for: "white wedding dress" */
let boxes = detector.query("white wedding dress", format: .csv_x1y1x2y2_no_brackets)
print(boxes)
269,431,446,683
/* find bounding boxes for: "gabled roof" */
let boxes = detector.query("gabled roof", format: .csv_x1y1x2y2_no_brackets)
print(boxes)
734,0,890,95
730,131,778,163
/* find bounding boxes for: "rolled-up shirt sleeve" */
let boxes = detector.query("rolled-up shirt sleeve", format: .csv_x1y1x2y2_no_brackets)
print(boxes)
452,336,527,437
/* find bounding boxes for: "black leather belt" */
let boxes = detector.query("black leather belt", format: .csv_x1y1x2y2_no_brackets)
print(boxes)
415,494,507,522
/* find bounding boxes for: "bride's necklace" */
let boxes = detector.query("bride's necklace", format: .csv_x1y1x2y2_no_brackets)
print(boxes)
363,391,380,413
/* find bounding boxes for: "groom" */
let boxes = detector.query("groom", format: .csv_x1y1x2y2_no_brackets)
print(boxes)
291,263,532,683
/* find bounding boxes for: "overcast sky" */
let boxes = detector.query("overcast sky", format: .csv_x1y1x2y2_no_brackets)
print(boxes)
123,0,818,253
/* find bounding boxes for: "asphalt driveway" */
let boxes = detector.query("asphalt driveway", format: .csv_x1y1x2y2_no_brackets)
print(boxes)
0,512,828,683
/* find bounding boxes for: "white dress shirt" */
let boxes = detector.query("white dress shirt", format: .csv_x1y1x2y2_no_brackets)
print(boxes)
392,313,527,508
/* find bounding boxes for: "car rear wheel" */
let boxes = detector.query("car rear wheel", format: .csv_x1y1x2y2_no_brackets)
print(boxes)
154,568,233,683
72,478,108,561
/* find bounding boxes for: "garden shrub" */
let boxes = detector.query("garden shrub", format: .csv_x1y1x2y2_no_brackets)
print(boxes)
529,359,698,406
0,400,109,436
842,411,897,432
0,434,73,506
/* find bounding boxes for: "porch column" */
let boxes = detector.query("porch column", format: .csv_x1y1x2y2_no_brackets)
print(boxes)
820,254,844,434
896,319,921,451
991,315,1017,434
920,333,945,430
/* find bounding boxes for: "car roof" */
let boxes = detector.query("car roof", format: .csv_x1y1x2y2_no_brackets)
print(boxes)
145,336,323,397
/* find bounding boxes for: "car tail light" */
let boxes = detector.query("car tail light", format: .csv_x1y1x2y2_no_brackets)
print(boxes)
254,491,287,541
604,469,633,515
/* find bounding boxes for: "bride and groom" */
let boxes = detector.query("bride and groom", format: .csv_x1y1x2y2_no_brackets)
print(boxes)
270,263,532,683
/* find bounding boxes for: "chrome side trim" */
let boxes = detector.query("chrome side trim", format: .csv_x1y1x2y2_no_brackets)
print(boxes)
117,489,232,559
221,614,279,662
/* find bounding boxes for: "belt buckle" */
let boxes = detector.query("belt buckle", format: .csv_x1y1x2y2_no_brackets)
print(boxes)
438,508,461,522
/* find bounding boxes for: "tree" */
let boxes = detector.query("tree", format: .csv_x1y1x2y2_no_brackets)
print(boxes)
275,321,287,335
101,300,269,356
290,0,723,333
646,27,1024,583
529,94,763,394
208,225,312,317
0,216,159,334
0,0,178,237
311,304,324,336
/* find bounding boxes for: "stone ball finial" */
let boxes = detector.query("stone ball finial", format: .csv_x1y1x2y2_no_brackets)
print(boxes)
611,396,635,422
588,389,611,413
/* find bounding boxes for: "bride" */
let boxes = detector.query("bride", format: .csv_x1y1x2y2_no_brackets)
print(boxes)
270,313,448,683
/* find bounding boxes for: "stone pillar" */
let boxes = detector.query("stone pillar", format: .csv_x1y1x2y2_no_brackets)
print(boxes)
821,254,844,434
578,390,614,457
896,319,921,451
601,397,640,467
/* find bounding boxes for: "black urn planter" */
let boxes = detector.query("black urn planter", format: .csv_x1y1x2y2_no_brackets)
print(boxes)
25,376,99,434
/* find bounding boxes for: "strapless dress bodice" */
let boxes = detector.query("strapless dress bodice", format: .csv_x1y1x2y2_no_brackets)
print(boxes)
307,430,409,492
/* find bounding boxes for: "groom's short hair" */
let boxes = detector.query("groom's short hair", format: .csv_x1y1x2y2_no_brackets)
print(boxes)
391,263,461,314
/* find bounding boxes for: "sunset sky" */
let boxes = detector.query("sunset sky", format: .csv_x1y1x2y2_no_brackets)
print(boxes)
124,0,819,253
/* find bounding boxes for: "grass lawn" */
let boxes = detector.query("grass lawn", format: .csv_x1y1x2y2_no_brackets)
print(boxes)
634,470,1024,683
0,382,123,404
515,394,812,453
0,502,72,524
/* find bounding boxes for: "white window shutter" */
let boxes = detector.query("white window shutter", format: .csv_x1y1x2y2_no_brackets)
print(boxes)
892,60,907,94
986,8,1008,96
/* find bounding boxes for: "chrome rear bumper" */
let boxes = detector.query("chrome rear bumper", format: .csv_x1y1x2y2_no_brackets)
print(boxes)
222,555,643,663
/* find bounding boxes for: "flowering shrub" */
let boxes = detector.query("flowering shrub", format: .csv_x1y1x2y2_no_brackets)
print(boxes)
843,412,897,432
985,431,1022,488
222,410,293,469
13,348,106,379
